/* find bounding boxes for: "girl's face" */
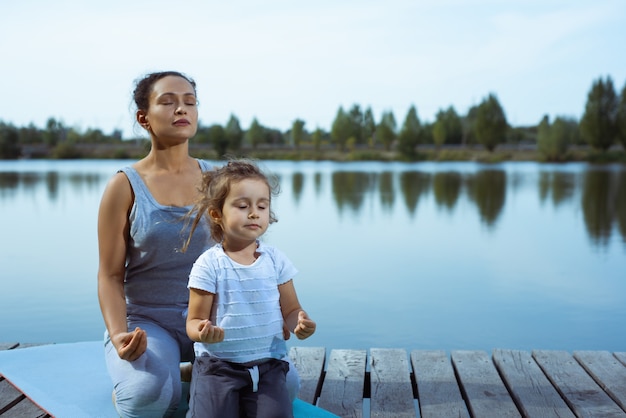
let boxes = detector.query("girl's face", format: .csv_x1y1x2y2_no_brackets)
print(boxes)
139,75,198,142
217,178,271,244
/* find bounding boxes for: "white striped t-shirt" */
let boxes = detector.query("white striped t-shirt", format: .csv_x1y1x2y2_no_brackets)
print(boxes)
188,241,298,363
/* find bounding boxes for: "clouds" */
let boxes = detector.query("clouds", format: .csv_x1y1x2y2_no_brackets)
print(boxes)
1,0,624,138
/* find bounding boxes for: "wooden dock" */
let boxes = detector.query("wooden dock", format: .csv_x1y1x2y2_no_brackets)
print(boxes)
2,343,626,417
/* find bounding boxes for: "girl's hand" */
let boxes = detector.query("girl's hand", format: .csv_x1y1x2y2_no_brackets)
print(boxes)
283,323,291,340
197,319,225,343
294,311,316,340
111,327,147,361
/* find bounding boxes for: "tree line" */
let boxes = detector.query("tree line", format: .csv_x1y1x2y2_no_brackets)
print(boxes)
1,76,625,160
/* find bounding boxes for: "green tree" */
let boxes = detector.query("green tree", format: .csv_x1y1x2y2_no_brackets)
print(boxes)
208,124,228,158
52,140,81,159
245,118,264,149
421,122,434,145
291,119,306,149
225,114,243,152
432,106,463,147
18,123,42,144
432,116,446,148
83,128,105,143
44,118,65,147
376,111,397,152
348,104,364,144
617,81,626,149
580,76,618,151
0,122,21,159
537,115,577,161
441,106,463,145
331,107,352,151
311,127,323,152
474,93,507,152
264,128,286,146
397,105,421,157
193,125,211,145
462,105,479,145
362,107,376,147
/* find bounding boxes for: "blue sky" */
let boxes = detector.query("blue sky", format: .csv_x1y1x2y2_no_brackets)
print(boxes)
1,0,625,138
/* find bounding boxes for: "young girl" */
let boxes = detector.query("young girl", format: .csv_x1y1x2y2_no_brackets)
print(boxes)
183,159,316,418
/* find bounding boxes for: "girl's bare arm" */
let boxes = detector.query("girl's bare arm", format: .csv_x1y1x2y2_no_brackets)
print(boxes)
279,280,316,340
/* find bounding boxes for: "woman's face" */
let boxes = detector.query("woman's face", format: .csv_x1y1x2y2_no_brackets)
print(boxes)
140,75,198,142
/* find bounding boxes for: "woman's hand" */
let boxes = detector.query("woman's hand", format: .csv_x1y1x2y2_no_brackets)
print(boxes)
197,319,225,343
294,311,316,340
111,327,147,361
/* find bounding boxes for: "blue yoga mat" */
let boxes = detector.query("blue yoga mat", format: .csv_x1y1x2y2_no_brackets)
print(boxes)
0,341,337,417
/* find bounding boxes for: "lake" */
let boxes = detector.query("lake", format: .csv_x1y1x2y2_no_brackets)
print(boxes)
0,159,624,353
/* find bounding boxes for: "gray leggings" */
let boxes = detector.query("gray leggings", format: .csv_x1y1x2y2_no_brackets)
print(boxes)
188,356,293,418
104,321,300,418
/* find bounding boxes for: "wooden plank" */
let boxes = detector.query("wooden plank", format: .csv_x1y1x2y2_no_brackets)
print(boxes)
574,351,626,412
615,353,626,367
533,350,626,418
317,349,366,418
0,377,49,417
0,377,22,412
410,350,469,418
451,350,521,418
493,349,575,418
289,346,326,404
369,348,415,418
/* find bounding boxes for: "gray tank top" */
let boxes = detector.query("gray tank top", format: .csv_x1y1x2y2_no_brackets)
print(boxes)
120,160,213,309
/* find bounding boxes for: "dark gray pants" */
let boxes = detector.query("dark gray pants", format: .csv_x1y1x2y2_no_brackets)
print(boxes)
187,356,293,418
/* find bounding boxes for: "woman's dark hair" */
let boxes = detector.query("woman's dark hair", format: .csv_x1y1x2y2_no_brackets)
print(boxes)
132,71,196,111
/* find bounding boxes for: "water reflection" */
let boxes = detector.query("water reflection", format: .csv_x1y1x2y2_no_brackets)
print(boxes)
466,170,506,227
331,171,376,214
539,171,576,207
1,163,625,246
0,171,104,202
432,171,462,212
313,172,323,196
581,169,626,246
617,171,626,240
291,172,304,204
379,171,394,212
399,171,431,217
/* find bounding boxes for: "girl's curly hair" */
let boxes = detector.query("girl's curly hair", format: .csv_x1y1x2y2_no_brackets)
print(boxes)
181,158,279,251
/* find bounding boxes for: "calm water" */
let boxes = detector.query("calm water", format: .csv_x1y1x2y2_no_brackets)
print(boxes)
0,160,624,353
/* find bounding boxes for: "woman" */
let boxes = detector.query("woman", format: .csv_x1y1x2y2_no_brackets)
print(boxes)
97,71,299,417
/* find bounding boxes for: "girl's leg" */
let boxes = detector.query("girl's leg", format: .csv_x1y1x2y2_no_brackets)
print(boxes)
188,356,243,418
240,360,292,418
284,355,301,402
104,322,182,418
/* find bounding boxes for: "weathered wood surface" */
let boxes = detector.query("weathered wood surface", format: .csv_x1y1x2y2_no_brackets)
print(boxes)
317,349,366,418
289,346,326,404
411,350,469,418
369,348,414,418
533,350,626,418
574,351,626,412
2,343,626,417
451,350,521,418
300,348,626,417
492,349,575,418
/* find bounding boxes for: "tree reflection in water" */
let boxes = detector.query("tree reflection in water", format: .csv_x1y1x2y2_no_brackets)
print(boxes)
1,163,625,247
582,169,626,247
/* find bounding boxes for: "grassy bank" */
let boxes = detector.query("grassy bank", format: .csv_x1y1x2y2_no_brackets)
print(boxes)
19,142,626,164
